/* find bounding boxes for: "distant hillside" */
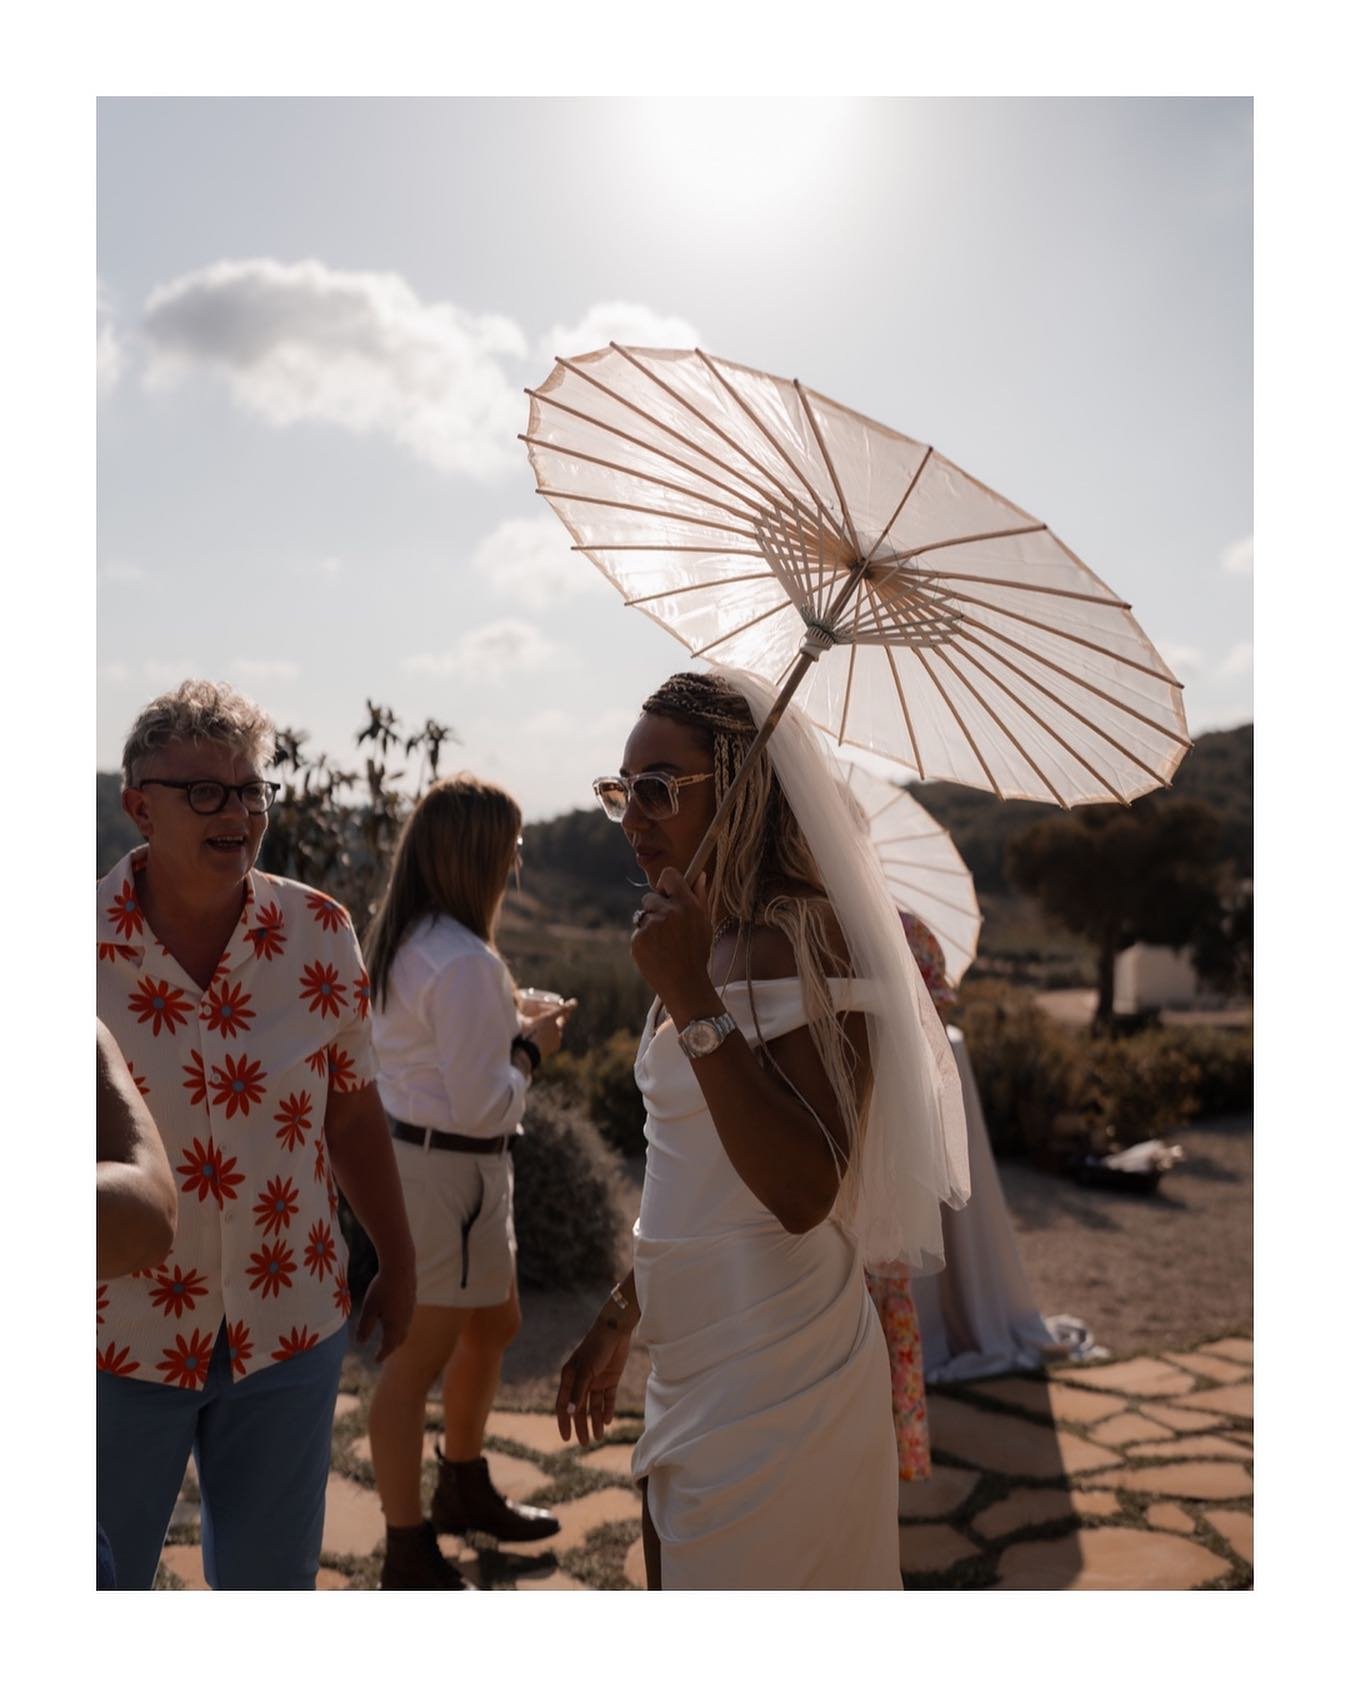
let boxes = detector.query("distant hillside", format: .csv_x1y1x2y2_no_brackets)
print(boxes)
97,772,140,874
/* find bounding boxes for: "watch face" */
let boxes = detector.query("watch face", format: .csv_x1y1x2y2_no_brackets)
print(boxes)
683,1017,725,1056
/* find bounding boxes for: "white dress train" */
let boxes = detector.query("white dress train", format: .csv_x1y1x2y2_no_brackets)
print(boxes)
629,978,902,1591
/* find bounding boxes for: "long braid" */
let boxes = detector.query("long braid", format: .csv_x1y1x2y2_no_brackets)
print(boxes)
641,672,863,1183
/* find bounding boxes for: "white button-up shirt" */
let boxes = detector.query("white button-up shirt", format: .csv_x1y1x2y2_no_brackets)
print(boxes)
96,847,376,1386
371,914,527,1139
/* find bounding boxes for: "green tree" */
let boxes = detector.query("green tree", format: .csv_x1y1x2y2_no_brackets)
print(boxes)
1006,796,1223,1024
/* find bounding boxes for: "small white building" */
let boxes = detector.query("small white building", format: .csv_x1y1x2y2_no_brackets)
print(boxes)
1113,944,1200,1012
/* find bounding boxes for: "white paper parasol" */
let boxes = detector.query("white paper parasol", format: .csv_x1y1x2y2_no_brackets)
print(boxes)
522,345,1191,876
837,754,981,985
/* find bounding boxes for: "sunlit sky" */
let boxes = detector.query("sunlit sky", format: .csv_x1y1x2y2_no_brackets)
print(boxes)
97,97,1252,817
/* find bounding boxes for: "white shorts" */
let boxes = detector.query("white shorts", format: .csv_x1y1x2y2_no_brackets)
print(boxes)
393,1136,517,1308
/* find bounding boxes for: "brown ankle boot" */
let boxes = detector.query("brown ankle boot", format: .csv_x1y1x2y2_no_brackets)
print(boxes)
430,1445,561,1543
379,1521,475,1590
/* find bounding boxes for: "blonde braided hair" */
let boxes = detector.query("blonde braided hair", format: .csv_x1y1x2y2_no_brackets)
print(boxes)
641,672,865,1180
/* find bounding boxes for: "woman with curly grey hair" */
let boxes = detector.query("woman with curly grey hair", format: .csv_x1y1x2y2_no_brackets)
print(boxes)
554,667,968,1590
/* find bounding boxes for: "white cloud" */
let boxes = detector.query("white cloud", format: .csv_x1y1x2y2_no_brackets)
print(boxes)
521,705,634,739
100,560,146,584
142,659,201,689
1221,535,1253,575
97,283,126,397
1217,640,1254,679
230,659,301,685
1157,640,1203,673
142,258,529,480
472,515,607,605
99,663,131,686
536,301,701,364
405,618,561,683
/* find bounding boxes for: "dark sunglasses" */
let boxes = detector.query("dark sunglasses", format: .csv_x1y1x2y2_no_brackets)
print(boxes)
592,771,714,823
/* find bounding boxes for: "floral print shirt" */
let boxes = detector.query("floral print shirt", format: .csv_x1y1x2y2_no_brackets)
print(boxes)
96,847,375,1387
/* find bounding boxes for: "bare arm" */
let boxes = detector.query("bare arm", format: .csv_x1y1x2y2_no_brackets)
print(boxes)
96,1020,178,1278
324,1082,416,1360
635,871,870,1235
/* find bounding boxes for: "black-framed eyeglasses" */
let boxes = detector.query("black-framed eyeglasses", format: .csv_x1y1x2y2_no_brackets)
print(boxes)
592,771,714,823
137,778,281,816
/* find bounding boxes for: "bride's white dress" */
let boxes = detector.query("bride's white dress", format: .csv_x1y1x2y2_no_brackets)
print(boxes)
629,977,902,1591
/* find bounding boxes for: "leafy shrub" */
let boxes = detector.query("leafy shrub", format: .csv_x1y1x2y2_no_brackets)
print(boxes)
539,1031,647,1159
952,980,1074,1157
1067,1033,1203,1147
1154,1025,1253,1117
511,1088,625,1290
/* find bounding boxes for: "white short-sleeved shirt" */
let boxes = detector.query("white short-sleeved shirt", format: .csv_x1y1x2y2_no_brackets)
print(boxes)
371,914,527,1140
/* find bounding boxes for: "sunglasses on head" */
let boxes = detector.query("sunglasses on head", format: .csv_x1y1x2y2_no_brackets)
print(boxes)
592,771,714,823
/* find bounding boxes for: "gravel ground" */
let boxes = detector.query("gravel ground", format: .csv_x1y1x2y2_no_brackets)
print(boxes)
485,1114,1252,1410
1002,1112,1253,1357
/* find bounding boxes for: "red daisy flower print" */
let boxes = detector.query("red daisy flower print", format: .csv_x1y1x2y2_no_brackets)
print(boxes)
107,878,145,940
271,1325,321,1364
313,1132,327,1185
97,1284,108,1325
125,1061,150,1097
306,890,347,932
182,1050,209,1108
333,1273,352,1319
253,1174,300,1236
299,961,347,1020
177,1136,244,1206
209,1053,267,1119
328,1179,340,1218
156,1328,215,1389
202,979,256,1040
273,1091,313,1152
305,1047,330,1078
97,1341,140,1376
225,1319,253,1378
303,1219,337,1281
327,1045,360,1092
247,1239,297,1300
353,969,371,1020
149,1264,210,1320
97,942,139,963
246,899,287,960
128,975,192,1037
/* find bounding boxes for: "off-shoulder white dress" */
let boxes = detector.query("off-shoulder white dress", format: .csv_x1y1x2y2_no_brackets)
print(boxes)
629,977,902,1590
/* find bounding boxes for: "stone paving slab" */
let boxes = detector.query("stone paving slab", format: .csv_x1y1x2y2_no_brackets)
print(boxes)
579,1441,639,1479
1125,1435,1253,1463
1138,1401,1231,1434
1081,1462,1254,1501
995,1525,1229,1590
1089,1411,1172,1447
899,1523,981,1575
485,1410,570,1456
322,1472,387,1558
160,1544,208,1589
1062,1358,1197,1397
971,1486,1119,1539
624,1537,648,1589
333,1392,363,1421
1204,1508,1254,1565
515,1568,589,1591
1198,1338,1254,1364
539,1485,643,1556
1145,1502,1196,1534
348,1437,549,1504
897,1465,981,1520
1162,1351,1251,1385
1183,1383,1253,1420
929,1396,1124,1478
965,1377,1128,1424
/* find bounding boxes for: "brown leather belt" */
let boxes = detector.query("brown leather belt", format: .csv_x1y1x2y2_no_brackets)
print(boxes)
390,1119,511,1156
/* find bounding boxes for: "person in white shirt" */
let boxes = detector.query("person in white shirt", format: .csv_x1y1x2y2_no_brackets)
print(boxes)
364,774,574,1590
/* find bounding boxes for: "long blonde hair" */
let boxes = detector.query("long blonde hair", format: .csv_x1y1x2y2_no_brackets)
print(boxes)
365,774,522,1010
642,672,865,1165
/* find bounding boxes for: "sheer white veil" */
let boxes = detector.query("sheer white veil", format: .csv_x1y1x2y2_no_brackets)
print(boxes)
716,665,970,1274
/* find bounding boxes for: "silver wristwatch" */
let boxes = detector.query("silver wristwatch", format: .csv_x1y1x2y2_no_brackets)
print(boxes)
677,1010,737,1060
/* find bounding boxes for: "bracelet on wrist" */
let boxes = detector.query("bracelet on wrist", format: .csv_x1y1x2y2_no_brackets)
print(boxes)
511,1033,541,1074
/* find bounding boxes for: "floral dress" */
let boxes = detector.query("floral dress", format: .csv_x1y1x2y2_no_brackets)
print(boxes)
862,910,957,1484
